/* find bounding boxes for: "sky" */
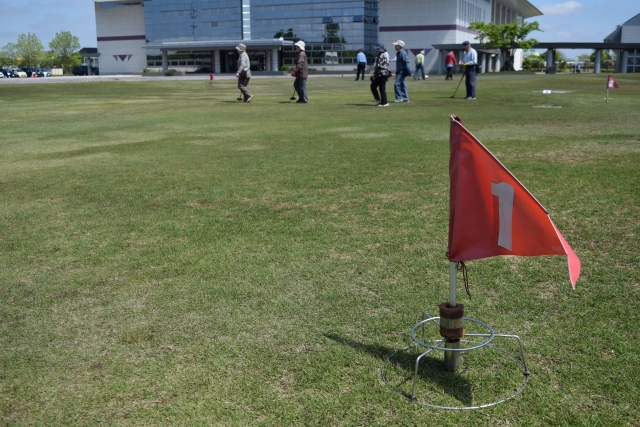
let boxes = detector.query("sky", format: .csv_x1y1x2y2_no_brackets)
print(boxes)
0,0,637,59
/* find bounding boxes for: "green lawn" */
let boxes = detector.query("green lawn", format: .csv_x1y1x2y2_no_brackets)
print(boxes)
1,73,638,426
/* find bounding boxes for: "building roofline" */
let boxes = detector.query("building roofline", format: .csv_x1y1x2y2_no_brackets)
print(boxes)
144,39,294,51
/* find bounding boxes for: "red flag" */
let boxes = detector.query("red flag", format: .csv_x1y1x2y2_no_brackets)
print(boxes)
607,75,619,89
448,115,580,288
210,73,214,81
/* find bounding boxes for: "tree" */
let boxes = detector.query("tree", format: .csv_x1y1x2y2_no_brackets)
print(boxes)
523,51,544,71
273,28,300,43
49,31,81,73
0,42,19,66
468,20,541,71
16,32,45,67
323,23,345,44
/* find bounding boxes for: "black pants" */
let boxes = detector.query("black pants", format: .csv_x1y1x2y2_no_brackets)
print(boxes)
465,67,476,98
356,63,366,80
446,66,453,79
370,76,388,104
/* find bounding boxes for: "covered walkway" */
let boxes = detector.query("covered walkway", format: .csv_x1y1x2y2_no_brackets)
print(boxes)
432,42,640,74
144,39,294,74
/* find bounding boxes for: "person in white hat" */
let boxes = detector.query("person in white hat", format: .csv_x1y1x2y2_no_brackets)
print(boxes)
292,40,309,103
235,43,252,102
413,49,427,81
392,40,411,102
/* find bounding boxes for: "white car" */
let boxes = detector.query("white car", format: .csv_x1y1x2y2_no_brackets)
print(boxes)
10,68,27,77
0,71,4,78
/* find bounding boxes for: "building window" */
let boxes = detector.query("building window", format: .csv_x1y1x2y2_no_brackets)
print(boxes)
353,15,363,22
322,17,333,23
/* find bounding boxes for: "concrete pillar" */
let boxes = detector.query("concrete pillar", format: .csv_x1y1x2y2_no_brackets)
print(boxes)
265,50,271,71
214,49,221,74
621,50,628,73
162,50,168,72
594,49,602,73
546,49,553,73
495,54,501,72
481,53,487,74
271,48,278,71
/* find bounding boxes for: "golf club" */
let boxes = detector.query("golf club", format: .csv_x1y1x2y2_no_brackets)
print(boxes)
237,89,243,101
290,88,296,101
450,68,466,99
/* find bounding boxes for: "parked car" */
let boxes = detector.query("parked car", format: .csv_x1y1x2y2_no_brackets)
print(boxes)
21,67,38,77
1,68,20,78
194,66,212,73
72,65,99,76
0,71,4,78
10,68,27,77
34,68,52,77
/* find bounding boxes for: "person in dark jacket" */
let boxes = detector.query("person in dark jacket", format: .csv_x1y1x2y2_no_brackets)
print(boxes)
392,40,411,102
292,41,309,103
370,43,390,107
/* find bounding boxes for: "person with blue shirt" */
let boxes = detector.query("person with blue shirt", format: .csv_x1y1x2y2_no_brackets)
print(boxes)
392,40,411,102
459,41,478,100
355,49,367,81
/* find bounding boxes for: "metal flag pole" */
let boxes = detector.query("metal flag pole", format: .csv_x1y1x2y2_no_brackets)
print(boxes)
606,87,609,103
440,261,463,371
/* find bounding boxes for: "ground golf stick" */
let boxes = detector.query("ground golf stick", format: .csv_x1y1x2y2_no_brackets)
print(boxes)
450,70,465,99
237,90,242,101
290,88,296,100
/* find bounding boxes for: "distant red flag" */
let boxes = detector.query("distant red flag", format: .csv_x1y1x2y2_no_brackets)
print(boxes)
210,73,214,81
448,115,580,288
607,75,619,89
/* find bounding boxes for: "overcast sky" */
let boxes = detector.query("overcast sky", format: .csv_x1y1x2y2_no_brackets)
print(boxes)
0,0,637,58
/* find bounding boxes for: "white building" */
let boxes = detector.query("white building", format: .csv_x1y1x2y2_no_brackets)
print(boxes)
92,0,542,75
378,0,542,74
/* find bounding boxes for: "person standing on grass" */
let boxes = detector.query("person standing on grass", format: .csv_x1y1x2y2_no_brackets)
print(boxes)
445,50,456,80
393,40,411,103
355,49,367,81
414,50,426,80
459,41,477,100
235,44,252,102
292,40,309,103
370,43,390,107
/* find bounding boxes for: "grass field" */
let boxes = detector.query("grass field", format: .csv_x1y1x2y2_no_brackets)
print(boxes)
1,73,639,426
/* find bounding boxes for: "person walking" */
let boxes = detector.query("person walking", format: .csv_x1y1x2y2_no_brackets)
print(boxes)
355,49,367,81
392,40,411,103
235,43,252,102
459,41,477,100
445,50,456,80
292,40,309,103
370,43,390,107
414,50,426,80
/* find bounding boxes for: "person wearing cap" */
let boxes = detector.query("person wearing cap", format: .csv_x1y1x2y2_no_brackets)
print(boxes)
370,43,390,107
235,44,252,102
292,40,309,103
458,41,478,99
355,49,367,81
445,50,456,80
392,40,411,102
413,50,426,81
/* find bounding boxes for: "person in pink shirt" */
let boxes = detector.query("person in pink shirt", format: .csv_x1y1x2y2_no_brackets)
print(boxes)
445,51,456,80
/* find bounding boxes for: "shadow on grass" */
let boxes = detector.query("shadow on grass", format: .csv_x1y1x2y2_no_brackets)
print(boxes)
325,333,472,406
345,103,384,107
